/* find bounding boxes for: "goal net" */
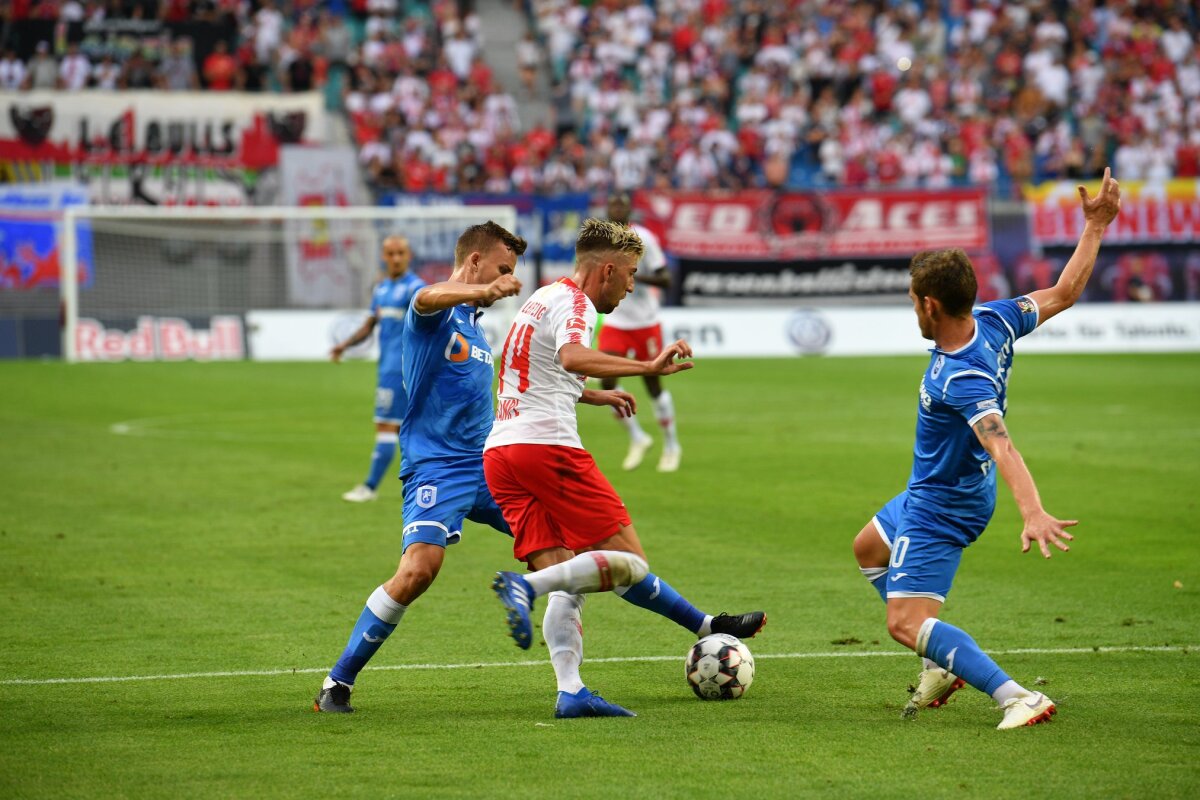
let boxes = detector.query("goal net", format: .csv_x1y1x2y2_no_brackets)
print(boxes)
59,204,519,362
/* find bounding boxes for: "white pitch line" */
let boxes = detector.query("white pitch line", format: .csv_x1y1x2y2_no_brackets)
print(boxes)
1,644,1191,687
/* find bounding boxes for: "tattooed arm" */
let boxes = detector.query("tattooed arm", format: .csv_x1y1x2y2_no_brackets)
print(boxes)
973,413,1078,559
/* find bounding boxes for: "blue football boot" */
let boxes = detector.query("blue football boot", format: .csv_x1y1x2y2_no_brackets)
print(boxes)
554,687,637,718
492,571,534,649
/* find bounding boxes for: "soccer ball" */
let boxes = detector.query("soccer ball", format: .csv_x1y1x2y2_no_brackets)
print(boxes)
685,634,755,700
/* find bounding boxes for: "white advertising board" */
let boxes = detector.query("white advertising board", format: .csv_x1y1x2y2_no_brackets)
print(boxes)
247,304,1200,361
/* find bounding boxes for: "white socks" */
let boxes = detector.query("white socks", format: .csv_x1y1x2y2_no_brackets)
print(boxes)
544,591,585,694
525,551,649,597
617,405,650,443
367,585,408,625
991,680,1030,704
654,390,678,449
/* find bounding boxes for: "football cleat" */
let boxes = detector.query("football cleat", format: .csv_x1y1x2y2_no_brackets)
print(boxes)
997,691,1056,730
313,680,354,713
709,611,767,639
554,687,636,718
622,436,653,471
656,446,682,473
902,667,966,719
341,484,377,503
492,571,535,649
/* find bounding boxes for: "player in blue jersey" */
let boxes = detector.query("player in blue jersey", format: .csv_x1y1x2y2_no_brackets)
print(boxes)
332,235,426,503
315,221,527,713
852,168,1121,730
314,221,766,715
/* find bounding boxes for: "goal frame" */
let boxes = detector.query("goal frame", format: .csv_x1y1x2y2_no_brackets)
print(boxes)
59,204,518,363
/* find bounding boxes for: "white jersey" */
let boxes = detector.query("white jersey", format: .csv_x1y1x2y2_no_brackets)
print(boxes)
604,223,668,330
485,278,596,450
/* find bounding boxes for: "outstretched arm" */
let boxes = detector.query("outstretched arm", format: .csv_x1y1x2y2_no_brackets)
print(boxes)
559,339,693,379
635,266,671,289
972,413,1077,558
412,275,522,314
330,315,378,362
1028,167,1121,325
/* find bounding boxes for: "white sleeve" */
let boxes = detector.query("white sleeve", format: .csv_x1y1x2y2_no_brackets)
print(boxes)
633,224,667,271
550,290,595,354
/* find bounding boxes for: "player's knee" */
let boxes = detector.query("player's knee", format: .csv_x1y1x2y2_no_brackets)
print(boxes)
390,552,442,602
608,551,649,587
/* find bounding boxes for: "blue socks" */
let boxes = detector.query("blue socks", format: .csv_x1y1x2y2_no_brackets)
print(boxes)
917,618,1011,696
364,432,398,491
615,572,707,634
329,586,407,686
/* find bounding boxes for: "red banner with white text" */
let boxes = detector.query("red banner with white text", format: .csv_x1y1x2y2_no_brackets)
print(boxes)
632,188,989,260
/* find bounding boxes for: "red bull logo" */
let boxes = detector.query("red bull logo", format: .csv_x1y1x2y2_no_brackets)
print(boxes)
75,316,244,362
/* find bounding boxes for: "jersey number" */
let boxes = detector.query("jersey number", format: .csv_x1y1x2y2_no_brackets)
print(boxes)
498,323,535,393
889,536,910,569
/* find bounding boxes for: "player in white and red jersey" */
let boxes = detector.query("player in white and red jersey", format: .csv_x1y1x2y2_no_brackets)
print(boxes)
484,218,766,719
596,193,682,472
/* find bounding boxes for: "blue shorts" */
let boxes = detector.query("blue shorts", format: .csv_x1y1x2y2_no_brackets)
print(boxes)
872,491,990,603
374,371,406,425
401,460,512,551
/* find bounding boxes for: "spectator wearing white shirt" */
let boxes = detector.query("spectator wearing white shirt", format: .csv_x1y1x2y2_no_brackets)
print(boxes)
0,50,26,90
58,44,90,91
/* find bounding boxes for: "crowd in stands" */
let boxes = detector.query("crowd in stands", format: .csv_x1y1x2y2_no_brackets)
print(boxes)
528,0,1200,194
2,1,1199,196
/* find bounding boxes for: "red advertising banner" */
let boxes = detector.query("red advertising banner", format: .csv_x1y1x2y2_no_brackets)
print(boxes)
1026,179,1200,245
632,188,989,259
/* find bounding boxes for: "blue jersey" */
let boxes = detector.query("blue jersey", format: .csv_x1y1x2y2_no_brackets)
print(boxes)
906,296,1040,524
370,272,425,375
399,302,496,479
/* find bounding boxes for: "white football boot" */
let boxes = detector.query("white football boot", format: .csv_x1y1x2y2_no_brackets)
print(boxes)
341,484,378,503
997,692,1056,730
656,446,682,473
902,667,966,718
622,436,653,471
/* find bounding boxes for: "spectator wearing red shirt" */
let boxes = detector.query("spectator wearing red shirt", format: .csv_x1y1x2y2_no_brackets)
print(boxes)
203,40,239,91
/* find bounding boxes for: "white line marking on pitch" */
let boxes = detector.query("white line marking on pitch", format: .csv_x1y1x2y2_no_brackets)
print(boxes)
1,644,1191,687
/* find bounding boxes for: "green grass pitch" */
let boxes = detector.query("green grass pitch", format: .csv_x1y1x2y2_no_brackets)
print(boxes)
1,354,1198,799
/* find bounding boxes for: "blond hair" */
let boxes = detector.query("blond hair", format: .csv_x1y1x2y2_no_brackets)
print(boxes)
575,217,644,263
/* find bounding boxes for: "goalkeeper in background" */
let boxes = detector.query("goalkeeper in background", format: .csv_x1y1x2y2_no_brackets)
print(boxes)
331,235,425,502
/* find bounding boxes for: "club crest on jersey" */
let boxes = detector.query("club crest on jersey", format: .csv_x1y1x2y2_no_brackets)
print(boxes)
931,354,945,380
417,485,437,508
1017,297,1036,314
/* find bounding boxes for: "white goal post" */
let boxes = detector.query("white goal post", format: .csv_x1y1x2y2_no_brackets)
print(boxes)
59,204,519,362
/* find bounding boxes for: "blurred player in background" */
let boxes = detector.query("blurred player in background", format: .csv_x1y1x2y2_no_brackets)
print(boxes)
852,169,1121,730
315,222,525,713
331,235,425,502
597,193,682,472
486,219,765,718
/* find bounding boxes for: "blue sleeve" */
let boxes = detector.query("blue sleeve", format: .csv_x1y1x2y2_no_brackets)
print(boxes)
981,297,1039,339
406,297,449,332
942,371,1002,428
369,286,380,316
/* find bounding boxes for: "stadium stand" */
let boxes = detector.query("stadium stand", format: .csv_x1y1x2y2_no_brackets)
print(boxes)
3,0,1197,196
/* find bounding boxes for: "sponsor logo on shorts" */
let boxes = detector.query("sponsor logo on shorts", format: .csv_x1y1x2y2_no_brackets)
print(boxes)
417,485,437,508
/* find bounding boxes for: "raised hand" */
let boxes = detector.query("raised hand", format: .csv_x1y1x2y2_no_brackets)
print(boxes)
484,274,523,304
1079,166,1121,228
649,339,694,376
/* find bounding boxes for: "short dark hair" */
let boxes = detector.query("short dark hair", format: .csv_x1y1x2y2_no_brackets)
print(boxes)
909,248,976,317
454,220,527,265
